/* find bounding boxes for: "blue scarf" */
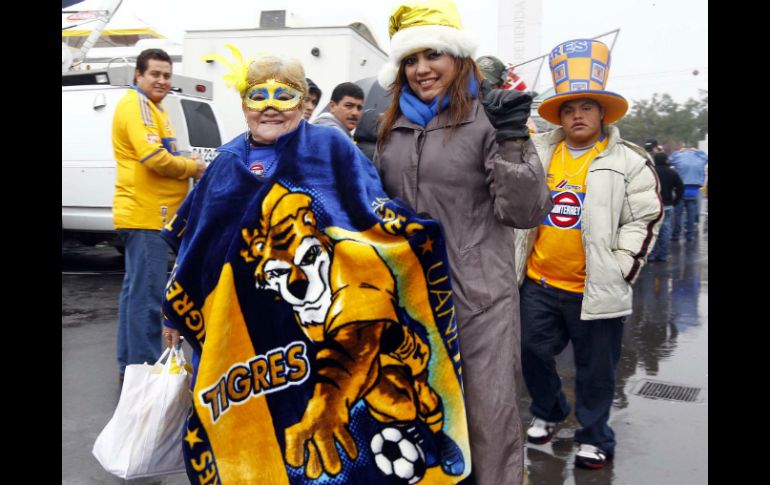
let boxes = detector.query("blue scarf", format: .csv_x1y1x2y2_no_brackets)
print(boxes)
399,76,479,127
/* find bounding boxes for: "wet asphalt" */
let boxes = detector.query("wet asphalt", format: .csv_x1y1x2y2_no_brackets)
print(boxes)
62,213,707,485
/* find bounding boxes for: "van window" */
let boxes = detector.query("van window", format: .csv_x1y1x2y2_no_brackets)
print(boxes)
181,100,221,147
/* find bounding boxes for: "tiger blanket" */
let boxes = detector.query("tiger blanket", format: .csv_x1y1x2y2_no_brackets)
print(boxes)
161,121,471,485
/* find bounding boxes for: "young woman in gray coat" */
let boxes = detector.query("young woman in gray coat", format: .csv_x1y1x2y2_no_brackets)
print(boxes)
372,2,553,483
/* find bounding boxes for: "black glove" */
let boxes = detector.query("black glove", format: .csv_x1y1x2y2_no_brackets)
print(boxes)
480,89,533,142
479,78,494,98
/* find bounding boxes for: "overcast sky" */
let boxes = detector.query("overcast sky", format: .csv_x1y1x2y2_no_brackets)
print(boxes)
72,0,707,105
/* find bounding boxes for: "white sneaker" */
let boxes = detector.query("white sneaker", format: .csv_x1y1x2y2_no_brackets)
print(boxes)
526,418,557,445
574,443,609,469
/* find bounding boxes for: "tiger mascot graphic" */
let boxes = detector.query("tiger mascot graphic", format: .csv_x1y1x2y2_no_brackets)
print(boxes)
240,183,464,480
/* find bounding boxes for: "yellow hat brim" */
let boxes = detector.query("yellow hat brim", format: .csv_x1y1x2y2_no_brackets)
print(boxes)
537,91,628,125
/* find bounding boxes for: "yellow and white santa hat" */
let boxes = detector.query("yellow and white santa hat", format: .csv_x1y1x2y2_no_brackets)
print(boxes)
537,39,628,125
377,0,478,88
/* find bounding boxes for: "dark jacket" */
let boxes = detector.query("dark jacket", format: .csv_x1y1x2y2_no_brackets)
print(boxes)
352,109,380,161
654,157,684,206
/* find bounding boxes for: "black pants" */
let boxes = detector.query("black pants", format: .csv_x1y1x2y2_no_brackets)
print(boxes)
520,278,623,456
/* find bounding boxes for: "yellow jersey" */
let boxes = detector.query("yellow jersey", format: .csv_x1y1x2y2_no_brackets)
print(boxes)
112,87,198,230
526,137,608,293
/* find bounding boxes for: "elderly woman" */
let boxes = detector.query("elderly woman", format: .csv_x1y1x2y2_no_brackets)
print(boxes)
160,48,473,484
374,2,552,484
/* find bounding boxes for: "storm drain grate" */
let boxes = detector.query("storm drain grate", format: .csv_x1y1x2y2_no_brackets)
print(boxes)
631,379,706,403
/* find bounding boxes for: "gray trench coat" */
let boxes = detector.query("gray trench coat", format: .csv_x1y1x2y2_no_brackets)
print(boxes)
374,99,552,485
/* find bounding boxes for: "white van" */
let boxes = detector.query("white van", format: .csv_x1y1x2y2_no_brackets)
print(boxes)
62,65,225,248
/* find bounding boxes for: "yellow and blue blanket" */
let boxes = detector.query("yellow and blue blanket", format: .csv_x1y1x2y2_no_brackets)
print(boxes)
161,121,471,484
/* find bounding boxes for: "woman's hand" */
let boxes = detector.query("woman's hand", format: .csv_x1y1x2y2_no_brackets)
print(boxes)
162,327,181,349
481,89,533,142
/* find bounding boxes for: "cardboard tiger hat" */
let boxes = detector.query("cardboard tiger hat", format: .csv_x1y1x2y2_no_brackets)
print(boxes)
537,38,628,125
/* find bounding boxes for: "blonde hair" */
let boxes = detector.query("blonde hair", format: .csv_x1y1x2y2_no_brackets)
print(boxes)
245,56,308,100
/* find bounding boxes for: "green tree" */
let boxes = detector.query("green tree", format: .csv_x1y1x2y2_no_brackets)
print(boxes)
615,90,707,151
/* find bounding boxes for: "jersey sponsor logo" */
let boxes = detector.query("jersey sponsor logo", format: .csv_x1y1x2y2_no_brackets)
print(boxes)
555,179,583,191
146,134,160,144
547,190,583,229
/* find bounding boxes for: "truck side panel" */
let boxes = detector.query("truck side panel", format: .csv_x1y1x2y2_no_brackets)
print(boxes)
62,87,122,233
62,87,224,241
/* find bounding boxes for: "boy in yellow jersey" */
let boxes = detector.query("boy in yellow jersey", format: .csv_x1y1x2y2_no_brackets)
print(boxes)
513,39,662,470
112,48,206,380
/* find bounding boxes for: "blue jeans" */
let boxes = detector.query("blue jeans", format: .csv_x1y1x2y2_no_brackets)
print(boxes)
672,195,699,241
117,229,170,372
520,278,623,456
648,206,673,260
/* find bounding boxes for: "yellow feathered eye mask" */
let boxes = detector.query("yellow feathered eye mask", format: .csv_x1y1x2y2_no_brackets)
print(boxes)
201,44,304,112
243,79,303,112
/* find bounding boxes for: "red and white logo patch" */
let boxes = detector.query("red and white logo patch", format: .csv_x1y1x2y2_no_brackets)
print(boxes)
548,191,583,229
249,162,265,176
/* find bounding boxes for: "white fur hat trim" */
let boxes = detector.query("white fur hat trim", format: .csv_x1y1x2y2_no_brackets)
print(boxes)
377,24,477,88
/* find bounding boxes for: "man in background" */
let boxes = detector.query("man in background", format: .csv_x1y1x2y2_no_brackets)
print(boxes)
669,146,708,243
313,82,364,138
112,48,206,380
648,151,684,262
644,138,664,157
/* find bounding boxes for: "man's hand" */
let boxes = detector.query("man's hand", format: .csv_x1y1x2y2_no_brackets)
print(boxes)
480,90,534,142
191,153,206,180
162,327,181,348
285,404,357,478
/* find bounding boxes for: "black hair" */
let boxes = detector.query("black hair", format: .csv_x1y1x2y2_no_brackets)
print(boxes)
558,97,603,115
135,48,172,75
330,82,364,103
644,139,659,152
306,78,322,100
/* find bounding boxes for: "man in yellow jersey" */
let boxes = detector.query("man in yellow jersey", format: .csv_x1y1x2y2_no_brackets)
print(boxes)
112,48,206,380
513,39,662,469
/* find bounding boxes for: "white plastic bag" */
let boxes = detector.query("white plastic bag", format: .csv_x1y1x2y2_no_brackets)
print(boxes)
93,346,191,479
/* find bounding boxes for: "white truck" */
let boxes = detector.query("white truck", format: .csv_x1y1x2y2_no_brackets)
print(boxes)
61,64,226,248
182,20,388,141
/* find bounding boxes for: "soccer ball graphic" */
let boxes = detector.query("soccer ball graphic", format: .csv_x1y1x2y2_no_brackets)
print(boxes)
370,426,427,484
